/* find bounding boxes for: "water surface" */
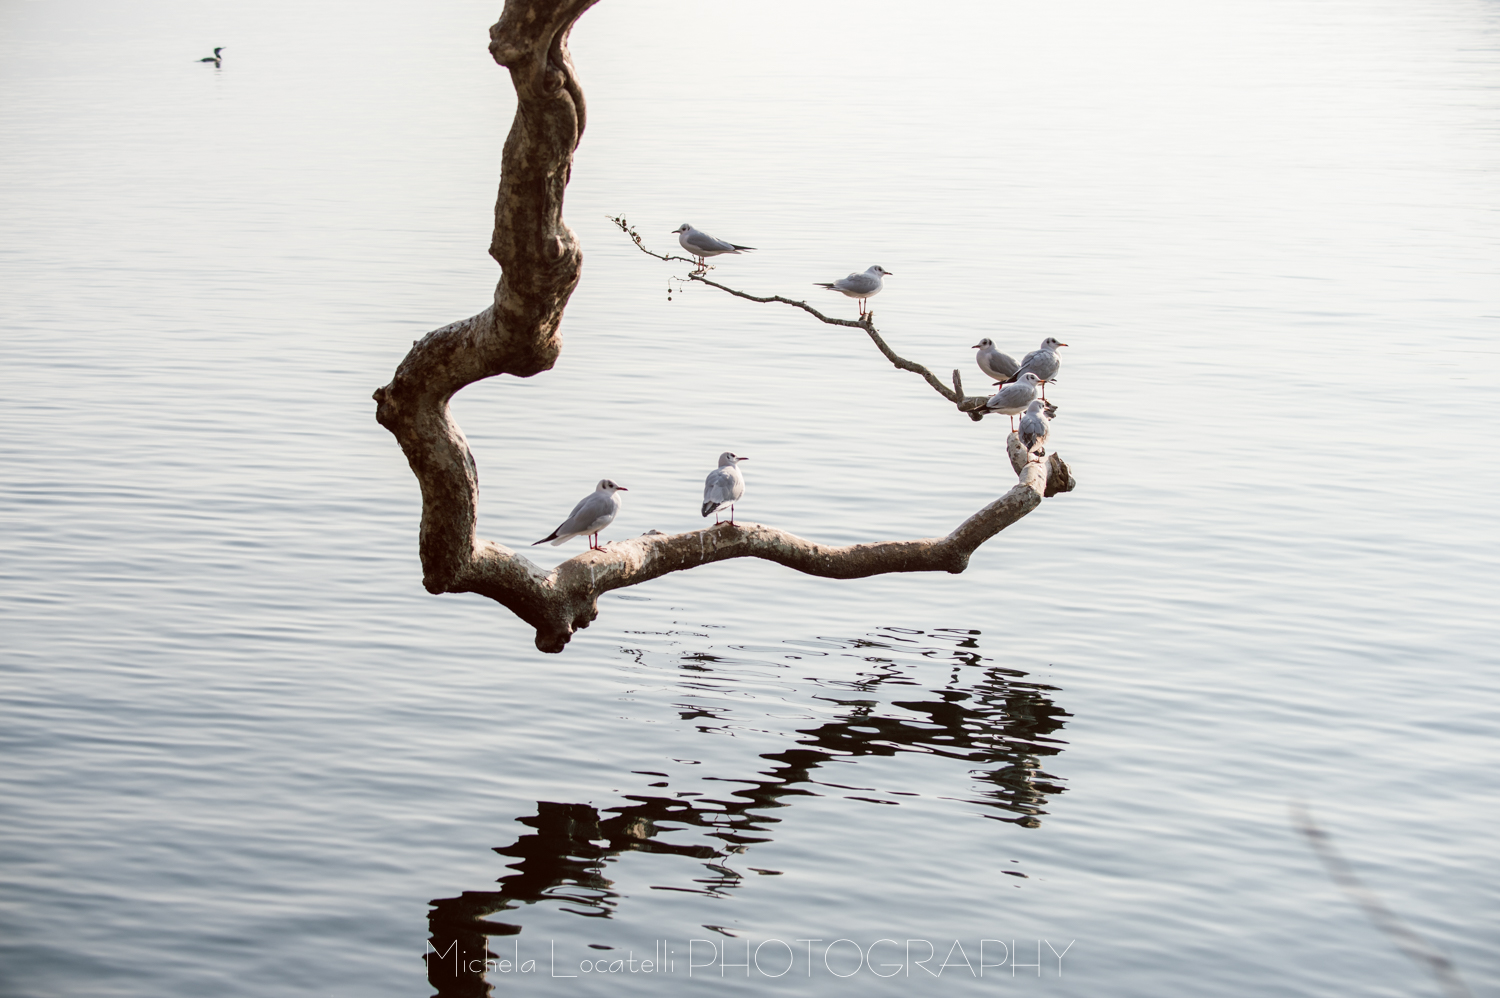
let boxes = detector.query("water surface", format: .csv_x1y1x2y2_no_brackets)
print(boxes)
1,0,1497,995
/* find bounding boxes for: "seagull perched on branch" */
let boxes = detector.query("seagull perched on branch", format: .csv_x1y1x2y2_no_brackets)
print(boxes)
672,224,754,272
1000,337,1067,400
1019,399,1051,455
701,452,747,524
533,480,628,550
985,372,1046,430
198,47,224,65
815,265,892,316
972,338,1020,382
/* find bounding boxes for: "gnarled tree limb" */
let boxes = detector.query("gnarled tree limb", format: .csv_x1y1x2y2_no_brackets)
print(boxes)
373,1,1076,654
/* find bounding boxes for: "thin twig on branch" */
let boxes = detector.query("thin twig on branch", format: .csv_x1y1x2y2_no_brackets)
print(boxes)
609,215,996,421
371,2,1076,654
606,214,702,269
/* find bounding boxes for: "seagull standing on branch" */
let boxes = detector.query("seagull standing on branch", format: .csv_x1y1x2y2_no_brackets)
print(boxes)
973,338,1020,382
701,452,747,524
985,372,1046,430
1019,399,1051,456
672,224,754,273
1002,337,1067,401
815,265,892,317
533,480,628,550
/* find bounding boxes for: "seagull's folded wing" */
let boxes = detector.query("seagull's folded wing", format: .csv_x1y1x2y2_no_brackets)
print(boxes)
556,492,611,535
685,231,735,253
703,469,737,505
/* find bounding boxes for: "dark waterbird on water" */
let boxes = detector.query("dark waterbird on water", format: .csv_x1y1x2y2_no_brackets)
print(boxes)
199,47,224,65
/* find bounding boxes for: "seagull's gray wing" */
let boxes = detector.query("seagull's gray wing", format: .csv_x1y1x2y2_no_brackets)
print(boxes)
682,229,749,254
556,490,616,535
978,346,1020,380
1019,409,1050,450
1016,348,1060,381
703,468,741,505
986,381,1036,412
835,272,881,295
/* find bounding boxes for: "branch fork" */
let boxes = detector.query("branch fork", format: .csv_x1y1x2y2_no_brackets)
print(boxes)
374,1,1076,653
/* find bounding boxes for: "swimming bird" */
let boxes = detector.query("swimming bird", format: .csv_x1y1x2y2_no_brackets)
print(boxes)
815,265,892,317
672,224,754,272
198,47,224,65
1018,399,1051,456
973,338,1020,382
701,452,747,524
532,480,628,550
1001,337,1067,400
985,372,1045,431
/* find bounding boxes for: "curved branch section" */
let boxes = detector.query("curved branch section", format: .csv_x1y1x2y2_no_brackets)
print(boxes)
373,0,596,592
467,448,1071,654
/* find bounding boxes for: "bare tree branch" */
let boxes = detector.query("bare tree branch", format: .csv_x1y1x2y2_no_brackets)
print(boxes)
609,215,996,421
371,2,1076,654
465,452,1070,654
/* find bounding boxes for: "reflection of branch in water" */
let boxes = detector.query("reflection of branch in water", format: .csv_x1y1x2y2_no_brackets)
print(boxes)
1292,804,1473,998
428,634,1069,996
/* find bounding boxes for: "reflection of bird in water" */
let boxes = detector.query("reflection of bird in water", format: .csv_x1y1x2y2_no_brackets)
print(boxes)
426,633,1069,997
701,452,747,524
198,47,224,66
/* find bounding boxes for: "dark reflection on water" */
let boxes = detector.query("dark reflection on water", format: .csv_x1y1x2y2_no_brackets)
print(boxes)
427,629,1069,996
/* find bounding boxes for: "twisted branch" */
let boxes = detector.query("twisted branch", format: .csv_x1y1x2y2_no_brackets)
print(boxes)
372,2,1076,654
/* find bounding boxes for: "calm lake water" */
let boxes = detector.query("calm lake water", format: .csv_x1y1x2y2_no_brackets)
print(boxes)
2,0,1497,995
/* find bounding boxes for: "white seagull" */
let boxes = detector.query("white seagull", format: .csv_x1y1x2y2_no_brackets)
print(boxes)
198,47,224,65
1018,399,1051,456
672,224,754,272
532,479,628,550
1001,337,1067,401
815,265,892,317
701,452,748,524
973,338,1020,382
985,372,1046,431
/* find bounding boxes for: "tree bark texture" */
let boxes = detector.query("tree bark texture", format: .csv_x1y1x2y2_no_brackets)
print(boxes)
373,0,1076,653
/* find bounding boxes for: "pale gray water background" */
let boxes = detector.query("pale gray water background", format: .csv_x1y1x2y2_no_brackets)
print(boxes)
1,0,1498,995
